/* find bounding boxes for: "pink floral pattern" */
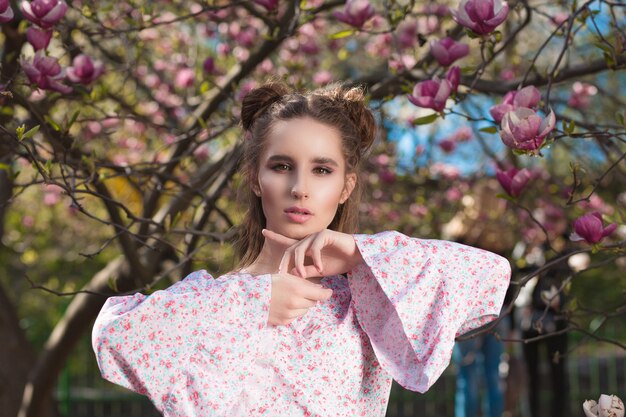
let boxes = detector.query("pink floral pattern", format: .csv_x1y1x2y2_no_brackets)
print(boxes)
93,231,511,416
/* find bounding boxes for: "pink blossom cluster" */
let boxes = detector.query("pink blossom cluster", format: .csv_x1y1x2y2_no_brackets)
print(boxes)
490,86,556,152
19,0,103,93
451,0,509,35
21,0,68,50
334,0,375,29
568,82,598,109
408,66,460,112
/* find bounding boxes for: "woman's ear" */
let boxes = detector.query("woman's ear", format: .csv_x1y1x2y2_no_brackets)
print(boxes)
251,183,261,197
340,173,357,204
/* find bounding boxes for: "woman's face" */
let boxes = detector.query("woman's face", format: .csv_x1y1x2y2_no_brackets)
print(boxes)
254,117,356,240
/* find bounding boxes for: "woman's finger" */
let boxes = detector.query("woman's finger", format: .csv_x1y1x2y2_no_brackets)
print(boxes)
262,228,297,248
309,235,325,275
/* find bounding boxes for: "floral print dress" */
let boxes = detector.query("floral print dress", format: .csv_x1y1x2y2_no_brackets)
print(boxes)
93,231,511,416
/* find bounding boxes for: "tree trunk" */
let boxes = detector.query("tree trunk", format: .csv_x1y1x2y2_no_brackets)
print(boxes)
0,282,53,417
17,257,127,417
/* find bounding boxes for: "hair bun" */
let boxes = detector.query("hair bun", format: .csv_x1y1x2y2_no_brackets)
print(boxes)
241,82,292,131
318,85,376,154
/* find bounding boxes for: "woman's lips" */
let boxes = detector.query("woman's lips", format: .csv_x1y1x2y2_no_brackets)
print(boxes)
284,207,312,223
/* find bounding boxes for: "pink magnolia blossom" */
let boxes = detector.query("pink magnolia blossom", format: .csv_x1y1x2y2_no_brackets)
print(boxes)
21,0,68,29
500,107,555,152
333,0,375,29
452,126,473,142
254,0,278,10
21,52,71,94
571,213,618,245
203,57,216,74
551,12,570,26
67,54,104,85
174,67,195,88
438,138,456,153
26,27,52,51
490,85,542,123
495,167,532,197
313,70,333,85
568,82,597,109
396,20,418,50
408,78,451,112
0,0,14,23
451,0,509,35
389,53,416,72
43,184,63,206
430,37,469,66
446,66,461,93
379,169,396,184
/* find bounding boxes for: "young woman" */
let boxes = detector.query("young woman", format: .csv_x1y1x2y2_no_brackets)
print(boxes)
92,82,511,417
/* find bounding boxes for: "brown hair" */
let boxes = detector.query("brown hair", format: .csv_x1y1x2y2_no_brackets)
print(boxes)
234,81,377,268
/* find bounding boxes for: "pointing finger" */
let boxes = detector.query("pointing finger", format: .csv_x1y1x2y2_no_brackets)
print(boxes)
262,229,297,247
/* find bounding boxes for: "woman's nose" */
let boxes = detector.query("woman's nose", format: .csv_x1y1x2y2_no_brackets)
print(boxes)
290,175,309,199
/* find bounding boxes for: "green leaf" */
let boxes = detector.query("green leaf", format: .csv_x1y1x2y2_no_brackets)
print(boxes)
492,30,502,43
23,125,40,140
16,124,25,141
329,29,355,40
561,119,575,135
495,193,515,202
44,115,61,131
199,81,210,94
0,163,10,172
603,52,616,69
107,276,118,292
479,126,498,134
67,110,80,131
412,113,439,125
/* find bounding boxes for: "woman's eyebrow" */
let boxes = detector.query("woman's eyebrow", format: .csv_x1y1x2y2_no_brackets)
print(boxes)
267,154,293,163
267,155,339,167
311,157,339,167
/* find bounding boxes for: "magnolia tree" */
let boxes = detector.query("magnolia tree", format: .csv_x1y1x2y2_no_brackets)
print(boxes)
0,0,625,416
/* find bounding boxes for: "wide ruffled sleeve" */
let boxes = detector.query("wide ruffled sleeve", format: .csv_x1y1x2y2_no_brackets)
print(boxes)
92,270,271,414
348,231,511,393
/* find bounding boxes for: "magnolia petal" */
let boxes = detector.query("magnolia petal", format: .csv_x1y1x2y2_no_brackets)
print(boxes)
20,1,38,22
40,1,67,26
26,27,52,51
490,103,514,123
468,0,494,21
514,86,541,108
21,60,42,83
47,78,72,94
537,108,556,139
601,223,617,238
0,5,13,23
510,168,531,197
451,2,477,31
485,1,509,27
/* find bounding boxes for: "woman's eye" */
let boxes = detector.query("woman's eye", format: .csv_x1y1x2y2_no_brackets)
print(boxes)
271,164,290,172
314,167,332,175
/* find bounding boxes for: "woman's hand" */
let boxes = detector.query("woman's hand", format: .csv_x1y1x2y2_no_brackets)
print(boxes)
268,273,333,326
262,229,364,279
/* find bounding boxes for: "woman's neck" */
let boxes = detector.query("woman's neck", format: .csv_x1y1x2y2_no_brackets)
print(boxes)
241,239,283,275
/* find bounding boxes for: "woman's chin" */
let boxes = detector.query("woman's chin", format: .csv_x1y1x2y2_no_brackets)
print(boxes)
269,225,323,240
